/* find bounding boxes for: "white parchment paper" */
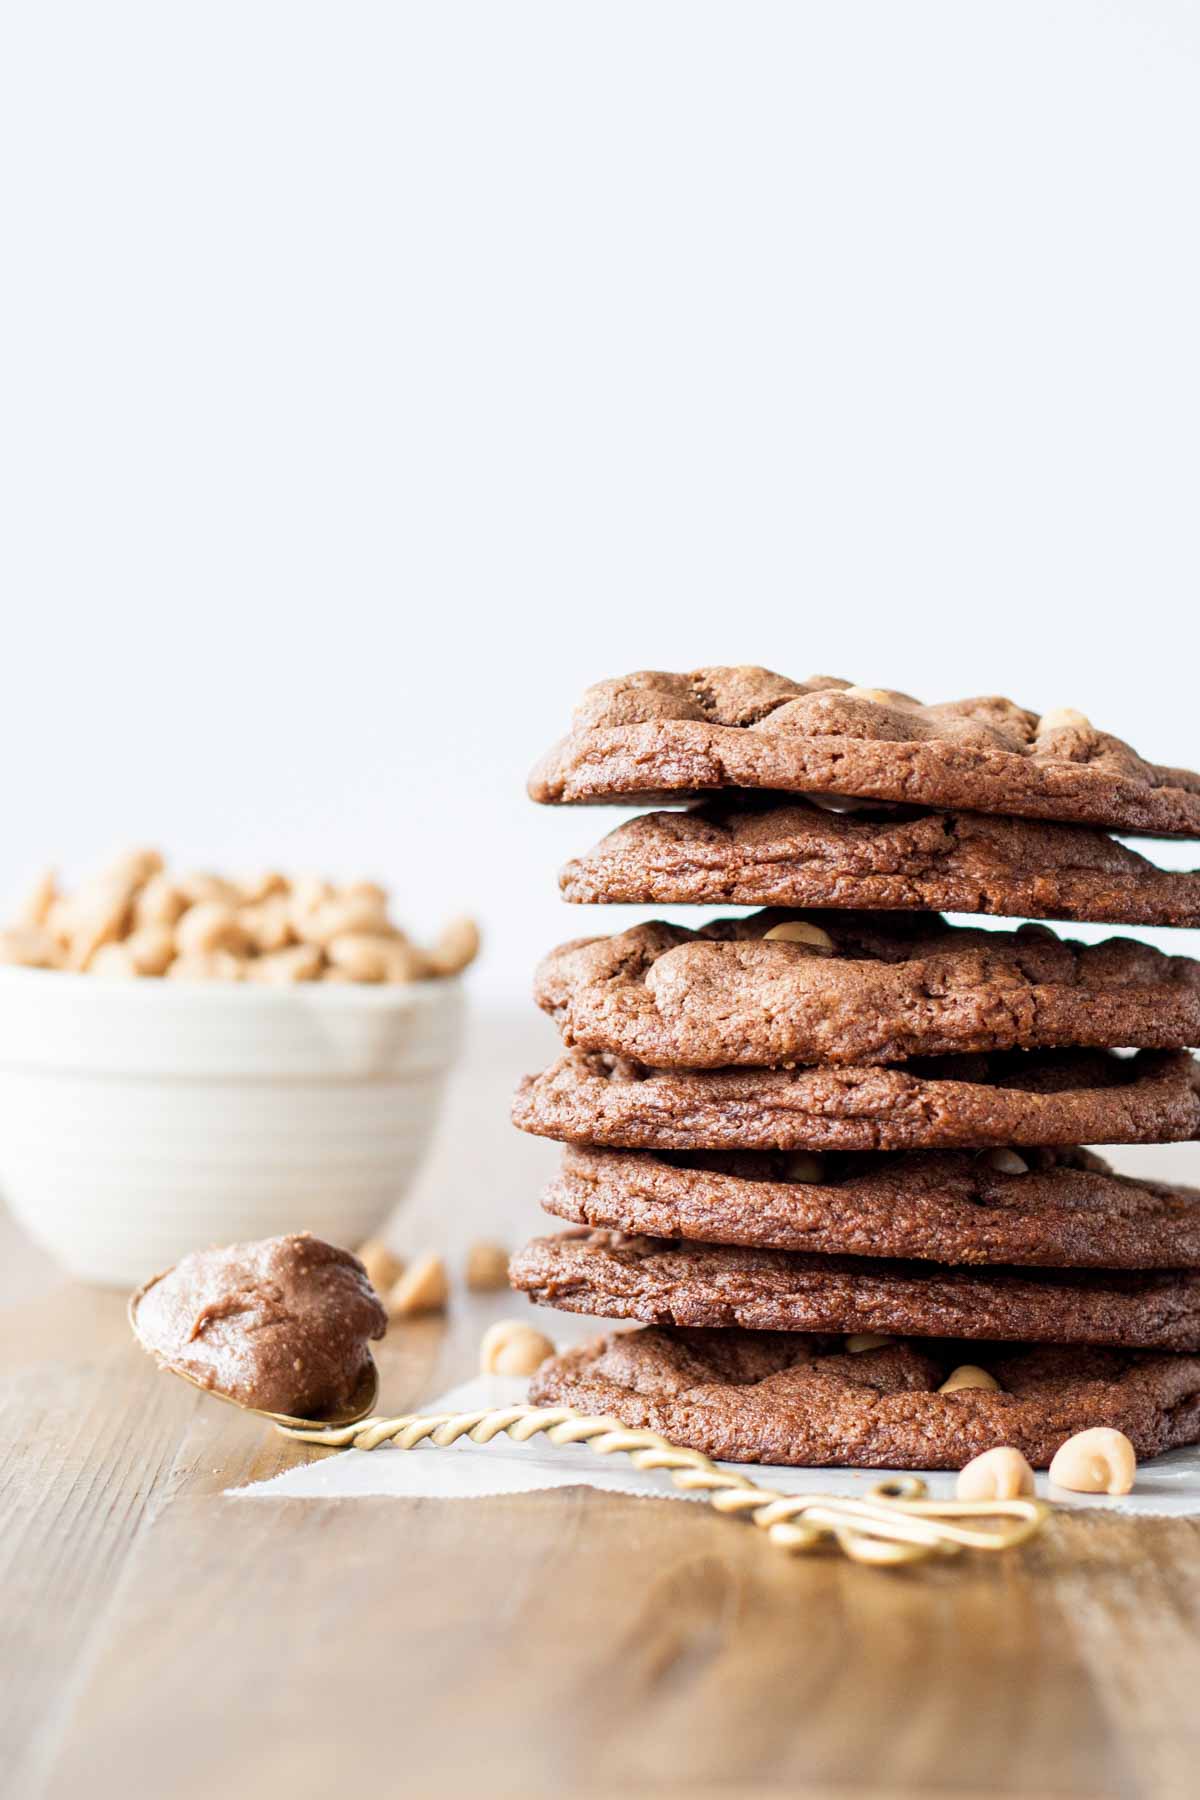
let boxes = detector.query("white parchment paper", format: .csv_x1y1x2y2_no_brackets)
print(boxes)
226,1374,1200,1515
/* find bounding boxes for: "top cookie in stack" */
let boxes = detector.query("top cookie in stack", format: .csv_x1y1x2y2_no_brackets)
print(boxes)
528,670,1200,833
511,668,1200,1472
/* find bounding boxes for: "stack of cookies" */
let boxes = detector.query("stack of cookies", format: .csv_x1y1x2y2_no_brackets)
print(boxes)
510,671,1200,1471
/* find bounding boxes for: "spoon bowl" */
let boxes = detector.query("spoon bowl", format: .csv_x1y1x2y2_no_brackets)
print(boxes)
127,1274,381,1429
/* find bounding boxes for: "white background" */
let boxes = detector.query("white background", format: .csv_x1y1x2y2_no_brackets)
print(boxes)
2,2,1199,1003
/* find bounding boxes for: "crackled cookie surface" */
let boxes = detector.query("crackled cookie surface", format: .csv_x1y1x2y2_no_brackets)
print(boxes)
510,1229,1200,1350
560,800,1200,927
529,1326,1200,1468
529,668,1200,835
133,1233,387,1417
542,1144,1200,1269
535,912,1200,1070
514,1048,1200,1153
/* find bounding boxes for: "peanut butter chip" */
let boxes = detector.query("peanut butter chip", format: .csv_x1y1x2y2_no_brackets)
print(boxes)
465,1241,510,1292
387,1253,449,1317
1038,706,1092,735
762,920,835,952
983,1149,1029,1174
838,686,895,705
845,1333,896,1353
938,1364,1000,1394
479,1320,555,1377
1048,1427,1137,1495
354,1238,405,1297
956,1447,1036,1501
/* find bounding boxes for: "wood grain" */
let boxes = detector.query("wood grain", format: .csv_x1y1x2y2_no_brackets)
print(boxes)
6,1011,1200,1799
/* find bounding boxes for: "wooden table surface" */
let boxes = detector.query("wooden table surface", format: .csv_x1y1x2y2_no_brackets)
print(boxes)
5,1010,1200,1800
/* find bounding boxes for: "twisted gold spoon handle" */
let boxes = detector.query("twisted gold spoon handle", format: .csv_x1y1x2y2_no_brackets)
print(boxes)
275,1403,1049,1566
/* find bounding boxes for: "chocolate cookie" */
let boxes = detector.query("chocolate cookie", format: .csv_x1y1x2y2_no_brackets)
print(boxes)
529,669,1200,836
543,1144,1200,1269
510,1230,1200,1351
514,1048,1200,1153
560,800,1200,928
535,912,1200,1069
529,1326,1200,1469
132,1233,387,1419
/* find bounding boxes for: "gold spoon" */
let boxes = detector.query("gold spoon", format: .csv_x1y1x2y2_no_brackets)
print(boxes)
129,1277,1050,1567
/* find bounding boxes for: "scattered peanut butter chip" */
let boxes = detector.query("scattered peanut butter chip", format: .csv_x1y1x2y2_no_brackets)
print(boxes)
845,1332,897,1353
387,1253,449,1317
465,1241,510,1292
355,1237,405,1297
479,1320,554,1377
956,1447,1036,1501
1048,1426,1136,1495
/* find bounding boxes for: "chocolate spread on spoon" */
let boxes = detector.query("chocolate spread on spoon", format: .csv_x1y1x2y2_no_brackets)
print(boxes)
135,1233,387,1416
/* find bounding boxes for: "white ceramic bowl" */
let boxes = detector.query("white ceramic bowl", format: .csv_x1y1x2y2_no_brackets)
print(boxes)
0,967,465,1286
